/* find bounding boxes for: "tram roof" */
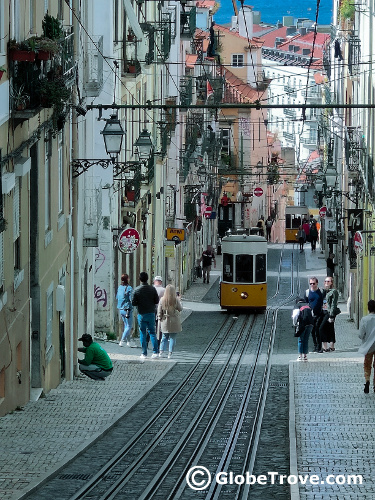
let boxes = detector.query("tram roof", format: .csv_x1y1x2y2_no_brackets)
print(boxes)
222,234,266,243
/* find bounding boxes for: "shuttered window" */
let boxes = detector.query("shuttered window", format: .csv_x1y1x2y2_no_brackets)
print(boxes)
13,177,20,241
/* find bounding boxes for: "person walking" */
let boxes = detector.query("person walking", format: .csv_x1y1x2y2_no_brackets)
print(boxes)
116,274,135,347
358,300,375,393
326,253,335,277
302,219,310,243
292,297,314,361
78,334,113,380
132,272,160,359
158,284,183,359
297,225,306,252
305,276,323,352
154,276,166,346
265,216,273,242
200,245,216,284
319,276,340,352
310,221,319,252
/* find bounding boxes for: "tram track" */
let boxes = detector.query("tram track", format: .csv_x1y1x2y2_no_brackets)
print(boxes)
68,315,255,499
25,246,299,500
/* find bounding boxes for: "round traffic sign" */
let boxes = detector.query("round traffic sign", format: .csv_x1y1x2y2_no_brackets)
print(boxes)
253,187,263,197
204,206,212,218
319,206,327,218
118,228,140,254
354,231,363,254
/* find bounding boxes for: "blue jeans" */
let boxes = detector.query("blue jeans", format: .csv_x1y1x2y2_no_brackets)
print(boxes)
160,333,177,353
298,325,312,355
137,313,158,356
120,309,133,342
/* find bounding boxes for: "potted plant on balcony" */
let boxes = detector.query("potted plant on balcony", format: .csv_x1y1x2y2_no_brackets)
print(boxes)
127,59,137,73
0,66,6,80
38,76,71,130
42,13,63,40
28,36,60,60
9,39,36,62
10,84,30,110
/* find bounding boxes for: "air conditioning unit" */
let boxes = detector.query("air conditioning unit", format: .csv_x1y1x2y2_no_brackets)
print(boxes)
15,157,31,177
2,172,15,194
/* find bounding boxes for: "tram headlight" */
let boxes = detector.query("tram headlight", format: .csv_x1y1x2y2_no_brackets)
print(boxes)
240,292,248,299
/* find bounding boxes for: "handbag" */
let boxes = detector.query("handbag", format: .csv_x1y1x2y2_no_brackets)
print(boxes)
334,307,341,316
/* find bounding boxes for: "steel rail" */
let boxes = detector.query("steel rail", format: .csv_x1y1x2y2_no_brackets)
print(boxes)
101,315,256,500
69,314,237,499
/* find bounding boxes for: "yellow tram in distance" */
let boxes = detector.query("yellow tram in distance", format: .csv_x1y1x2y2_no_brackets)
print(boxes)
285,205,309,243
220,230,267,311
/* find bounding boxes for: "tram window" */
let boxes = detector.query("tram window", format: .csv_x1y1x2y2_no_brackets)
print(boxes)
255,254,266,282
223,253,233,282
292,216,301,228
236,255,253,283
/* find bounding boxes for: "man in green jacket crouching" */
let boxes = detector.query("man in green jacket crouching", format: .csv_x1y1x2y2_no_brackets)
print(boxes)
78,334,113,380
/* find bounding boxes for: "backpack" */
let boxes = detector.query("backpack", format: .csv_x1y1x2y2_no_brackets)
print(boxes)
295,305,314,337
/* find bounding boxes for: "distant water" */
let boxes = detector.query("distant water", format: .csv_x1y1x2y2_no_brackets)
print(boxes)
214,0,333,26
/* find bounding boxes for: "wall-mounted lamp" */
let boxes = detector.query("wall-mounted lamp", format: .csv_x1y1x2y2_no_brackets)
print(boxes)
134,128,154,159
101,114,125,159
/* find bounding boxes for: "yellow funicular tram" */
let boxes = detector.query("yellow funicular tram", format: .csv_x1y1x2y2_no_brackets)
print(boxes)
285,205,309,243
220,229,267,311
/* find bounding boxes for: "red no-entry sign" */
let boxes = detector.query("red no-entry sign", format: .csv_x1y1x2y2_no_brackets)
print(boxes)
253,187,263,197
319,206,327,218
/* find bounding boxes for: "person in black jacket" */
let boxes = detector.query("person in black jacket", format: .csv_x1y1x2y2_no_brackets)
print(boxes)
132,272,160,359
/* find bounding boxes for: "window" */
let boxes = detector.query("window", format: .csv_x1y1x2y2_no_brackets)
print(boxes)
221,128,230,154
13,177,21,273
255,254,266,282
45,135,51,231
223,253,233,282
0,231,3,295
58,131,64,214
232,54,244,67
46,283,53,351
236,255,253,283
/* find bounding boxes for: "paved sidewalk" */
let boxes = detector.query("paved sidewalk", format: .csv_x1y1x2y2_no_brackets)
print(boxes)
290,246,373,498
0,277,218,500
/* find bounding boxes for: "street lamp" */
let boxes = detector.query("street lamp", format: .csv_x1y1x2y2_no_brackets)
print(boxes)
325,167,337,189
100,114,125,160
134,128,154,159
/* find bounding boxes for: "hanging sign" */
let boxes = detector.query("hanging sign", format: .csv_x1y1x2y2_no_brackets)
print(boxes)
118,228,140,254
166,228,186,242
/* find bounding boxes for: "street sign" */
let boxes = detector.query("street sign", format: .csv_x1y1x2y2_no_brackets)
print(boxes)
354,231,363,254
166,227,186,242
204,206,212,218
118,228,140,254
253,187,263,197
319,206,327,218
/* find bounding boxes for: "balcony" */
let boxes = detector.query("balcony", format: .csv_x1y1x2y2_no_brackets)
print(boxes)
83,178,102,247
348,35,361,77
345,126,362,172
9,28,74,128
284,108,296,119
83,35,103,97
180,6,196,38
180,76,193,107
283,85,297,98
283,131,295,142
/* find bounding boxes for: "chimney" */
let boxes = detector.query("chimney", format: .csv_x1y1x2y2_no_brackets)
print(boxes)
286,26,297,36
302,48,311,55
300,27,307,35
238,5,253,39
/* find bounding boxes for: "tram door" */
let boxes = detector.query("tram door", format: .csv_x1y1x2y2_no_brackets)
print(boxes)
218,203,235,237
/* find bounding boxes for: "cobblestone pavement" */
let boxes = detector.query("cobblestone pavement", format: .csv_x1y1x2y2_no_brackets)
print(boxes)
289,246,372,499
0,248,372,499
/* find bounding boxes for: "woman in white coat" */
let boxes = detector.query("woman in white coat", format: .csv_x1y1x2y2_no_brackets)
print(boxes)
157,284,183,358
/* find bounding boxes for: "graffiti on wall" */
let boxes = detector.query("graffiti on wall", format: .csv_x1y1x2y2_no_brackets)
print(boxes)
94,284,108,308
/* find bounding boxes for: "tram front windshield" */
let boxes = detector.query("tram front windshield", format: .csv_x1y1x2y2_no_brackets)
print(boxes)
223,253,266,283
